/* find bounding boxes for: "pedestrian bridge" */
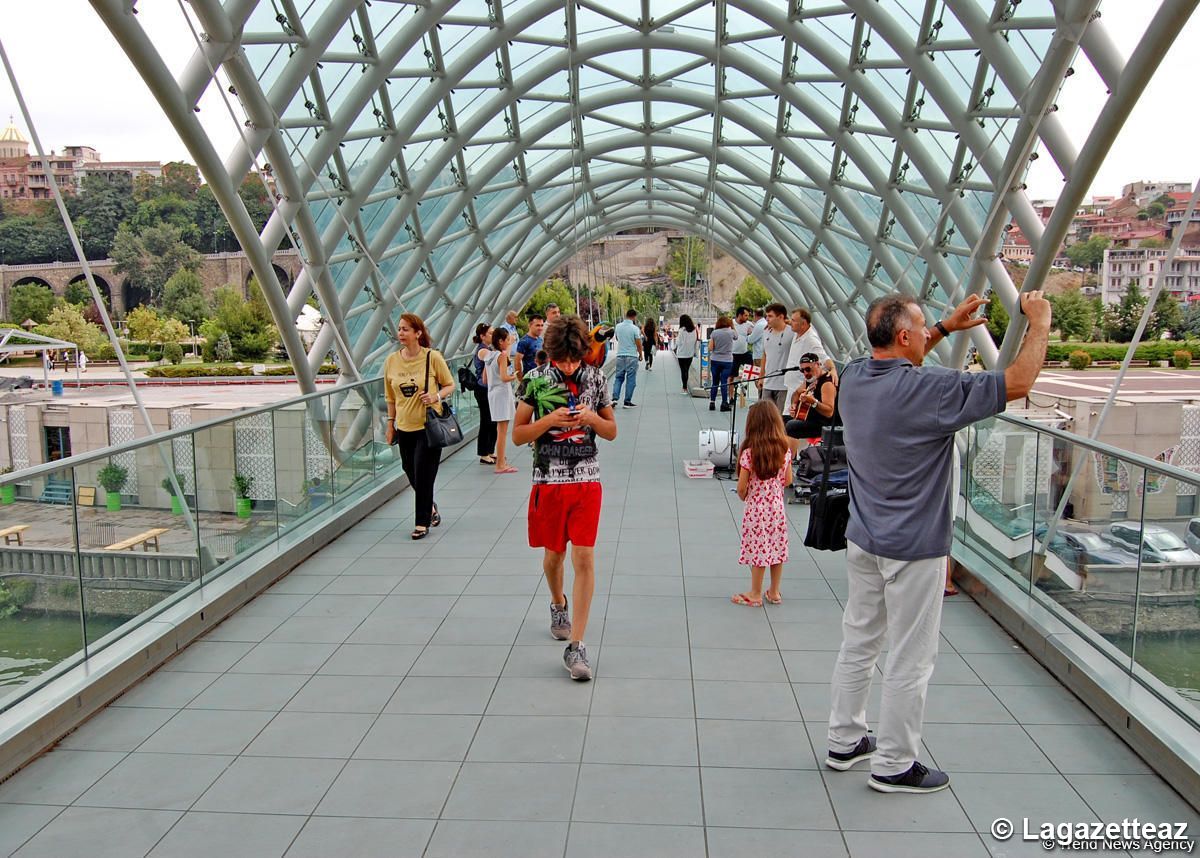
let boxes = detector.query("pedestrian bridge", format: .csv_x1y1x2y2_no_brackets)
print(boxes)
0,359,1195,857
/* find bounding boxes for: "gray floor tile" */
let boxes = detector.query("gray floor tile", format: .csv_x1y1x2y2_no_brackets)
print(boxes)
267,576,337,596
201,615,286,642
960,653,1059,686
58,706,176,752
693,680,801,721
951,772,1101,834
691,647,789,682
371,594,455,619
770,621,848,651
317,643,423,676
354,713,480,761
461,576,541,596
1024,725,1153,774
139,709,274,755
0,751,124,805
987,685,1101,725
75,752,232,810
702,767,837,830
941,622,1024,654
194,756,344,814
608,575,685,596
842,831,991,858
486,677,593,716
285,674,402,713
687,616,780,650
594,645,692,679
707,827,849,858
237,594,312,617
582,717,698,767
501,644,597,679
443,762,578,821
425,820,569,858
243,711,376,758
229,642,338,675
781,649,840,683
316,760,459,818
386,676,497,714
573,764,702,825
319,574,406,595
921,724,1056,774
600,617,690,648
185,673,308,711
264,615,363,644
285,817,434,858
148,811,306,858
1068,774,1200,827
161,641,255,673
0,804,62,857
822,767,974,832
346,616,441,645
13,807,179,858
294,595,386,619
697,719,818,769
111,672,219,709
391,575,473,595
468,715,587,763
603,595,688,621
430,616,523,645
410,644,511,677
565,822,707,858
590,678,694,718
922,685,1015,724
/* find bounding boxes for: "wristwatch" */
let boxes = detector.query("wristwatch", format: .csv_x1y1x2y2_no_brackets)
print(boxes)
934,320,950,338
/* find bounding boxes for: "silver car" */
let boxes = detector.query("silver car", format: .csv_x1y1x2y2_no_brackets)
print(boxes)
1108,521,1200,564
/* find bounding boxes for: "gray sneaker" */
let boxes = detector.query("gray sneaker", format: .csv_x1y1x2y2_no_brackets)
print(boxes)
563,642,592,681
550,599,571,641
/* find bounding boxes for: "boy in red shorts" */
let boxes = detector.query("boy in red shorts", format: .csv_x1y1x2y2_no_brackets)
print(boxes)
513,315,618,680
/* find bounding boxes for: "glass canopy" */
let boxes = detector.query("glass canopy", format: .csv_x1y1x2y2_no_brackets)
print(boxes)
91,0,1189,388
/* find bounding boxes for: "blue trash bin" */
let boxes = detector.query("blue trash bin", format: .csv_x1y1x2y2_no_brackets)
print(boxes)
51,380,63,397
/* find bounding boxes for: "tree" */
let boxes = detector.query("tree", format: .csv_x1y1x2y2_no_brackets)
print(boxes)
215,332,233,362
521,278,576,319
1103,283,1147,342
160,162,201,199
126,305,186,358
985,291,1010,345
161,270,210,323
8,283,57,324
666,236,708,286
593,283,629,325
69,173,136,259
1149,290,1182,340
732,275,771,311
1065,235,1110,272
129,194,201,248
201,282,277,360
1139,237,1167,249
36,304,106,356
0,211,71,264
64,281,92,306
1179,300,1200,339
1049,288,1094,342
112,223,202,306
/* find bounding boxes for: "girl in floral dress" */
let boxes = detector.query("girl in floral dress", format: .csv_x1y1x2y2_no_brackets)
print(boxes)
731,401,793,607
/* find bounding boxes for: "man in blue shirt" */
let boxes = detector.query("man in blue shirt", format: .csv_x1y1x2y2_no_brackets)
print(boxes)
515,314,545,379
611,309,644,408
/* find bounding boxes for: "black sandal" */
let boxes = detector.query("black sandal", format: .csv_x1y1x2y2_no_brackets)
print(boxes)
431,505,441,527
479,455,496,465
411,526,429,540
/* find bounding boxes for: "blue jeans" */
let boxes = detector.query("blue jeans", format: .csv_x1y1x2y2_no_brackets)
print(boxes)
612,355,639,404
709,359,733,405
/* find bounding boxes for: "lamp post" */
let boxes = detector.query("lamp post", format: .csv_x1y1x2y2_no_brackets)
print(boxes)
187,320,196,359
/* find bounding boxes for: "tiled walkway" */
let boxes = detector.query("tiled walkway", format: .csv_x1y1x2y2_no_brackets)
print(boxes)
0,354,1196,857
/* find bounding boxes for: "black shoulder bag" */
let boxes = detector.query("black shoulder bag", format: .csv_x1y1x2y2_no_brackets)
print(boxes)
423,350,463,449
803,426,849,551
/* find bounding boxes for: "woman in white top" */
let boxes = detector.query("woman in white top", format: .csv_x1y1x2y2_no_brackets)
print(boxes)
482,325,519,473
673,314,699,395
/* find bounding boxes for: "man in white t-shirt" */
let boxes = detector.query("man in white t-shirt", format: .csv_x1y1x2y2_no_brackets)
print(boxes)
730,306,754,403
784,308,836,408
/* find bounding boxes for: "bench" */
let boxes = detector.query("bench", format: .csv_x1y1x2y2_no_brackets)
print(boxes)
0,524,29,546
104,528,169,553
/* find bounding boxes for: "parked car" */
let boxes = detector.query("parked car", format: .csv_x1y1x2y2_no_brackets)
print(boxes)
1108,521,1200,564
1034,523,1138,567
1185,518,1200,554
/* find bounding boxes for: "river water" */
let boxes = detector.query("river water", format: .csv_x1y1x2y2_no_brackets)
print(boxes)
0,612,128,701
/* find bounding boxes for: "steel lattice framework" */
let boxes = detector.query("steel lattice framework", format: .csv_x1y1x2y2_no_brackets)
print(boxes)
91,0,1196,389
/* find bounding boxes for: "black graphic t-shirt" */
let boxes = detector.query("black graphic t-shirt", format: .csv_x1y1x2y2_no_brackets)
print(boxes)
522,364,612,485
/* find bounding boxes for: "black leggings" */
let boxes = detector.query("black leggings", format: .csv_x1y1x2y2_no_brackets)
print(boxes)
393,429,442,527
474,386,496,456
678,356,693,390
644,339,654,369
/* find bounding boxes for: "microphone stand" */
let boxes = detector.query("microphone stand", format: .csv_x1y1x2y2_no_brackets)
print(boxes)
712,364,804,473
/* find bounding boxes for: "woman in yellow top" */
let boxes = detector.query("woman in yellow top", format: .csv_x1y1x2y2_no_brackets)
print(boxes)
384,313,456,539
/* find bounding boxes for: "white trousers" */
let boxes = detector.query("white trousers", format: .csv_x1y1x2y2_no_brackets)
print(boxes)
827,540,945,776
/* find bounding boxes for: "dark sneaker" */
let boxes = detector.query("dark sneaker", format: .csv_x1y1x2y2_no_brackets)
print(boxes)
550,599,571,641
868,761,950,794
709,402,716,411
563,642,592,681
623,401,637,409
719,403,731,412
825,735,876,771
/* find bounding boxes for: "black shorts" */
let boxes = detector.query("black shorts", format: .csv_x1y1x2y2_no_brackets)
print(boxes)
733,352,753,370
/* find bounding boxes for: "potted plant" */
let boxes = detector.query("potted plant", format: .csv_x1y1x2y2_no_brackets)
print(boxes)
97,463,128,511
0,467,13,505
232,473,253,519
161,472,188,515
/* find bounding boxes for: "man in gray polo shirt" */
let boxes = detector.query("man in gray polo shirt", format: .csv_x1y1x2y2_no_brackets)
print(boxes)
758,303,793,413
824,290,1050,794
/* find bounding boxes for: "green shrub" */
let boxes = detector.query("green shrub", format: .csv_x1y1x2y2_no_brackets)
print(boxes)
6,579,35,607
1068,350,1091,370
163,342,184,365
1174,350,1192,369
144,365,252,378
1044,341,1200,363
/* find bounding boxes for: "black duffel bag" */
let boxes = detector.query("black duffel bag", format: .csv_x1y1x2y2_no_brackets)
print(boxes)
804,486,849,551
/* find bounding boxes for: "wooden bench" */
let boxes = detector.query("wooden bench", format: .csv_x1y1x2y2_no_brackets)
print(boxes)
104,528,169,553
0,524,29,546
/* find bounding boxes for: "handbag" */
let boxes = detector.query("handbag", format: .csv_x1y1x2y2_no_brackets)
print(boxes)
423,351,463,449
803,426,849,551
457,364,478,392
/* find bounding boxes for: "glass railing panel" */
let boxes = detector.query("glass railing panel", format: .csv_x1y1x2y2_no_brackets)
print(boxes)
274,398,330,535
1132,467,1200,722
330,385,382,501
193,415,278,578
81,441,202,651
0,466,85,707
446,354,480,436
962,415,1038,592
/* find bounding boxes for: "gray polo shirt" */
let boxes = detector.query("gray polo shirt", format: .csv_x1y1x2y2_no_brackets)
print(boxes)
839,358,1006,561
761,326,795,390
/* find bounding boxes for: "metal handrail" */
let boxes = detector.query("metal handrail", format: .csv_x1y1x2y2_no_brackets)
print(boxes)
0,350,473,485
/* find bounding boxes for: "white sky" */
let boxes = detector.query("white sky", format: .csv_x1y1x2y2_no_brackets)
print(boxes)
0,2,1196,203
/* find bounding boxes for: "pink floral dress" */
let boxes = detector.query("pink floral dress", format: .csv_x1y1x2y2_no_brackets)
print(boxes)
738,447,792,566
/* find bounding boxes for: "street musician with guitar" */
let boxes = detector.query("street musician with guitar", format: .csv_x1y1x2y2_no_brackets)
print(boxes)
784,352,838,455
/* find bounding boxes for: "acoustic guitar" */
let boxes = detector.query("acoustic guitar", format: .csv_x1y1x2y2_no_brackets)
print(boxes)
789,377,817,420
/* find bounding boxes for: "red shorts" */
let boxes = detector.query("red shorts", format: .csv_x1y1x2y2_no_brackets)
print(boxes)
528,482,603,553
